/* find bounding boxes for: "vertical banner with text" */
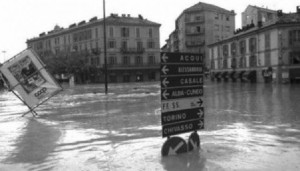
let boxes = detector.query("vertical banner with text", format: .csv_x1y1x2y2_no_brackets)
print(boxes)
160,52,204,137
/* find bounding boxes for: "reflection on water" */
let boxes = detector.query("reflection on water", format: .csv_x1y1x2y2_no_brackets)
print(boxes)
0,81,300,170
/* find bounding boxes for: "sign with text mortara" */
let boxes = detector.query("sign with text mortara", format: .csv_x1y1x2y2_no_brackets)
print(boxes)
160,52,204,137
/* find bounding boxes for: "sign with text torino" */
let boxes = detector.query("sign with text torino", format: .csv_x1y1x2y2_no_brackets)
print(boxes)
160,52,204,137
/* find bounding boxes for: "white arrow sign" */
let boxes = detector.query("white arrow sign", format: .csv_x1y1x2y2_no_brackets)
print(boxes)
189,139,198,150
162,90,170,100
162,78,169,87
161,65,169,75
162,53,169,63
168,141,184,155
197,108,204,117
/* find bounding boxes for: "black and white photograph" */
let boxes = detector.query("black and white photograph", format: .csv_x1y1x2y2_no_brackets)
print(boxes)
0,0,300,170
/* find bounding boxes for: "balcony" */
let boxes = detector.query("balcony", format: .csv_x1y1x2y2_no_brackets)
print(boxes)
106,62,160,70
186,41,205,47
185,29,205,36
120,47,145,54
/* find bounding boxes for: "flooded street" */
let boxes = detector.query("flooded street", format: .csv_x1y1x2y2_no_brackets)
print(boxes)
0,81,300,171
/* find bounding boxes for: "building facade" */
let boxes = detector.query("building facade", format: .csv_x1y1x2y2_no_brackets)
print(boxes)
27,14,161,83
164,2,235,67
242,5,278,27
208,8,300,84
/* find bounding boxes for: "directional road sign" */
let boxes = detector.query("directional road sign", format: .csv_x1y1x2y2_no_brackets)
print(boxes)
161,64,203,76
161,136,187,156
161,97,203,113
161,75,203,88
161,107,204,125
161,52,203,64
162,119,204,137
160,52,204,138
161,86,203,100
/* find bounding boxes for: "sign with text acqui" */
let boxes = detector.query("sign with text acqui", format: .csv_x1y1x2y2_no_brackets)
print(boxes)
160,52,204,138
161,52,203,64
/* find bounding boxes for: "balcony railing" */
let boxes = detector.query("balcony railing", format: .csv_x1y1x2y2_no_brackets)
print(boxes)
120,48,145,54
186,41,205,47
106,62,160,70
185,29,205,36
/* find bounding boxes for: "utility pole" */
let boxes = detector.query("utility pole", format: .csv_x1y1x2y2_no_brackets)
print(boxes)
103,0,108,94
2,50,6,63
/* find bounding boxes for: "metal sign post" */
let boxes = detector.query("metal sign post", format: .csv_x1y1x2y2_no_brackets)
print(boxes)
160,52,204,156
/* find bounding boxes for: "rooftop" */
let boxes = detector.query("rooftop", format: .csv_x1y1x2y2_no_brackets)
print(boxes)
184,2,235,15
28,14,160,42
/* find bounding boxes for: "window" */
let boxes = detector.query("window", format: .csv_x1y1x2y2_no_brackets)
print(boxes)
148,55,155,64
148,41,155,48
290,52,300,65
137,41,143,50
239,40,246,55
226,16,230,21
249,55,257,67
265,52,271,66
121,41,127,49
136,28,140,38
123,56,130,65
265,33,271,49
196,26,201,33
95,28,98,38
223,59,228,69
109,56,116,65
223,44,228,58
135,56,142,65
121,27,129,37
231,42,236,56
149,28,153,38
289,30,300,45
215,13,219,19
225,26,230,32
109,27,114,37
108,40,116,48
214,24,219,31
249,37,257,53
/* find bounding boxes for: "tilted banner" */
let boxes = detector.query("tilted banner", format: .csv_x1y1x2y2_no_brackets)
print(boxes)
0,49,62,109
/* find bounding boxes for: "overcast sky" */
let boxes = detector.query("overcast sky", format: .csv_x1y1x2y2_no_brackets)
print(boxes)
0,0,299,63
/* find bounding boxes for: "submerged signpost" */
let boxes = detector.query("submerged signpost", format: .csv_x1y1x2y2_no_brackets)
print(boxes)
160,52,204,156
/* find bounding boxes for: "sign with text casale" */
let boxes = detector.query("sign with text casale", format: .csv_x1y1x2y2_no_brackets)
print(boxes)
161,86,203,100
162,119,204,137
161,52,203,64
161,64,203,76
161,75,203,88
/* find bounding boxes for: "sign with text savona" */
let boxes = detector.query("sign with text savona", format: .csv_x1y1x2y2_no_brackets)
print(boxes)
160,52,204,138
0,49,62,116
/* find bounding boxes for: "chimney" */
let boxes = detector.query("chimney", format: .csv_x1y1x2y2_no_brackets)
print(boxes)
277,10,283,17
257,21,263,28
297,6,300,14
127,14,131,17
138,14,143,20
122,14,126,17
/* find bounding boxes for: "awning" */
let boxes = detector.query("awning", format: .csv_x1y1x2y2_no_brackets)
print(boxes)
221,71,228,78
229,71,236,79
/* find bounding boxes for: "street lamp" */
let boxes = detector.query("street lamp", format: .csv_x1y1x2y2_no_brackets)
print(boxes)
103,0,108,94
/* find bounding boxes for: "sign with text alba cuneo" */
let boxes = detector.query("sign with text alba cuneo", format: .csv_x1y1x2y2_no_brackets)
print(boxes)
160,52,204,137
0,49,62,108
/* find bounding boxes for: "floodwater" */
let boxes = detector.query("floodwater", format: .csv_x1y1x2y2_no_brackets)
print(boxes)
0,81,300,171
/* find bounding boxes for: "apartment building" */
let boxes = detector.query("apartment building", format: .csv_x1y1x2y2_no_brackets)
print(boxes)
208,7,300,84
164,2,235,67
27,14,161,83
242,5,278,27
